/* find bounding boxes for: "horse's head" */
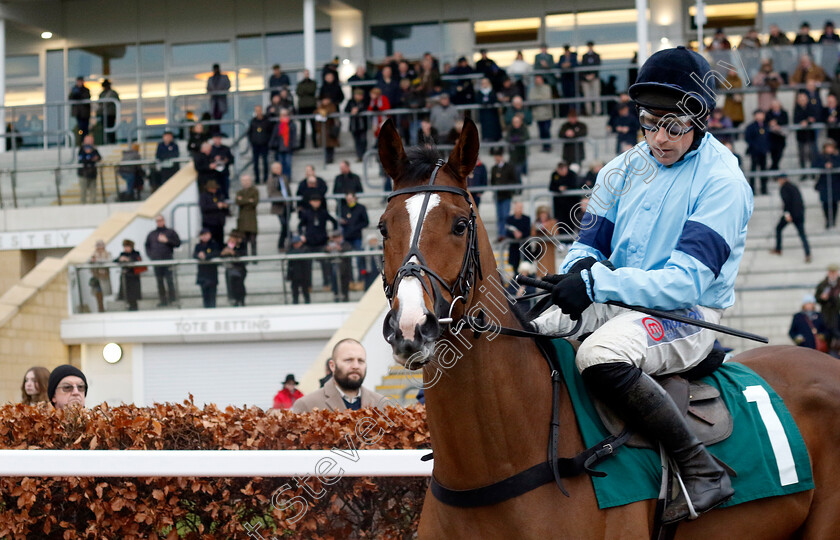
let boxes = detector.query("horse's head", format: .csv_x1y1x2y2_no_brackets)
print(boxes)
378,118,483,367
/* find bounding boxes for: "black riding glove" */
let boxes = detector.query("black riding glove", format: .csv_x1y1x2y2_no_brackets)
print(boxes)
567,256,597,275
550,271,593,321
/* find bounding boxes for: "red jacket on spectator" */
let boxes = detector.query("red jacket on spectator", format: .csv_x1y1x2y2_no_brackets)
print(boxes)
273,388,304,410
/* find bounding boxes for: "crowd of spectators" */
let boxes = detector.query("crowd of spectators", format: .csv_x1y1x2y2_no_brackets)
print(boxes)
790,264,840,357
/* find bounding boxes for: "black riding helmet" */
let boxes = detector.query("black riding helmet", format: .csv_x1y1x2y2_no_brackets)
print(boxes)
629,46,716,152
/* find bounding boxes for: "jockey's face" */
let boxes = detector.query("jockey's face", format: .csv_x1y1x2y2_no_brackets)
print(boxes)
640,108,696,167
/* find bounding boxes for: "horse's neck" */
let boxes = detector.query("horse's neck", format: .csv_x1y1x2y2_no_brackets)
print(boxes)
423,272,581,488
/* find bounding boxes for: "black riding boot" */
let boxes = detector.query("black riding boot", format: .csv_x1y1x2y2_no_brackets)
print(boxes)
583,363,734,522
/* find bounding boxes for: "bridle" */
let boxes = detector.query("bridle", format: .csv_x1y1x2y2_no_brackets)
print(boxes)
382,159,483,331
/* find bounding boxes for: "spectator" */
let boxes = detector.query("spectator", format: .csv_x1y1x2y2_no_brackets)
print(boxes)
793,22,816,50
377,65,400,107
21,366,50,405
467,157,488,206
707,28,732,50
194,141,215,192
416,118,439,147
118,143,143,201
429,93,459,138
507,114,530,176
707,109,734,144
339,192,369,289
319,71,345,107
722,69,745,127
267,91,293,120
155,130,180,187
475,77,502,142
235,174,259,256
745,109,771,194
530,74,553,152
115,239,142,311
206,64,231,134
753,58,783,112
297,165,328,208
362,233,382,288
770,174,811,262
794,92,820,175
766,100,789,170
145,214,181,307
267,162,292,250
326,230,352,302
791,55,827,83
559,109,587,166
268,108,296,179
267,64,290,97
296,69,319,149
77,134,101,204
48,365,88,410
580,160,603,189
824,93,840,146
367,87,391,139
830,68,840,100
549,161,579,230
288,234,312,304
209,133,234,199
291,338,384,412
446,118,465,145
419,54,440,95
505,201,531,276
557,45,578,115
476,49,504,91
723,140,743,168
199,180,229,245
508,50,531,93
609,101,640,153
498,76,522,104
315,97,340,164
273,374,304,410
816,264,840,337
89,239,112,313
821,20,840,42
504,95,533,127
68,77,91,137
193,228,221,308
345,88,369,161
534,44,555,86
98,79,120,144
814,140,840,228
334,161,363,216
490,149,520,240
531,205,559,276
580,41,602,116
767,24,792,46
790,295,829,350
187,122,208,156
348,65,374,102
247,105,272,184
299,194,337,288
221,230,248,307
804,79,824,110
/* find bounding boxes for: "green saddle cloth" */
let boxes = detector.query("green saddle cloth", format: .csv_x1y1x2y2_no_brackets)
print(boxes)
550,339,814,509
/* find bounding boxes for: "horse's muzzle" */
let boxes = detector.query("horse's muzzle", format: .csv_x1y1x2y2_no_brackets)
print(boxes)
383,307,441,367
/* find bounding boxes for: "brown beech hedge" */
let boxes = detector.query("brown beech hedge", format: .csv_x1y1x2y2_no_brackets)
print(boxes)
0,398,431,539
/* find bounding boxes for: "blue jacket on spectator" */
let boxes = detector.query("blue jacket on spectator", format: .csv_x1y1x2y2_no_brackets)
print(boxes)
789,310,828,349
745,120,771,156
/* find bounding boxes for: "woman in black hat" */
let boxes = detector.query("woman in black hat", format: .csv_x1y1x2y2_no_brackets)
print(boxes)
115,239,143,311
272,373,303,409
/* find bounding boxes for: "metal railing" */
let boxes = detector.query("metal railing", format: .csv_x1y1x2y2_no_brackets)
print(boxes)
69,249,383,314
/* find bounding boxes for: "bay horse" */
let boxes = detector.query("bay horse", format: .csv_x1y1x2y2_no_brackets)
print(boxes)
376,117,840,539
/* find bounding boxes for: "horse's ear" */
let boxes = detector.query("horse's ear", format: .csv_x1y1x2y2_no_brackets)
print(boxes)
378,118,407,184
447,117,480,182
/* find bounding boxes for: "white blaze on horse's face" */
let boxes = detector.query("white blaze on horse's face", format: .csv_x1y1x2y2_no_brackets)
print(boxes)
395,193,440,343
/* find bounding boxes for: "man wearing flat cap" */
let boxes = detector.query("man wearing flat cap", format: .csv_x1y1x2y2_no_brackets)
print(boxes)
48,365,88,409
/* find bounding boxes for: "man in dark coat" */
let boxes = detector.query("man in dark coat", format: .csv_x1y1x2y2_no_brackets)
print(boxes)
298,194,337,289
209,133,234,199
490,149,520,240
145,214,182,307
155,130,180,187
267,64,290,97
319,71,345,107
744,109,771,194
559,109,587,166
789,295,829,349
287,234,312,304
115,239,142,311
549,161,579,230
345,88,369,161
206,64,231,134
199,180,229,245
296,69,319,148
770,174,811,262
505,201,531,276
247,106,272,184
193,228,221,308
467,158,488,206
98,79,120,144
193,142,215,192
296,165,328,208
816,264,840,337
814,140,840,228
69,77,91,137
333,161,363,216
476,77,502,142
766,100,789,170
339,192,369,286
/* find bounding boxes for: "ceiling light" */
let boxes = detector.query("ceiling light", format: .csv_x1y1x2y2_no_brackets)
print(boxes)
41,31,53,39
103,343,123,364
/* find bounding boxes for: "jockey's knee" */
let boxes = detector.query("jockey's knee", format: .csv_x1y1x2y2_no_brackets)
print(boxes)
575,337,639,374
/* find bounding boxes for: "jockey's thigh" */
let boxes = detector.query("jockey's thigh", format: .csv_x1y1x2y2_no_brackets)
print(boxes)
575,306,723,377
531,303,625,338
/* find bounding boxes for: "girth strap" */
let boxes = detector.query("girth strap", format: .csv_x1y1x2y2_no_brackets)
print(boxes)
429,430,631,508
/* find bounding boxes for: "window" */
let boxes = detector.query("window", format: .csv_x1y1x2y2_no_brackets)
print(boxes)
370,22,441,59
266,30,333,69
6,55,40,79
171,41,233,70
473,18,540,46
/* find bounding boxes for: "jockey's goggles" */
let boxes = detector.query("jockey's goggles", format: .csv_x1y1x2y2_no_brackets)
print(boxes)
638,108,695,137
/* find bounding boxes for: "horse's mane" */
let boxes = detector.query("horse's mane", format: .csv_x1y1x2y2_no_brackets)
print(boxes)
398,145,447,186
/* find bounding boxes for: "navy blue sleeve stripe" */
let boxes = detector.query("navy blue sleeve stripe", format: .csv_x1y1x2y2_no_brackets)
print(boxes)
577,213,615,258
675,220,731,278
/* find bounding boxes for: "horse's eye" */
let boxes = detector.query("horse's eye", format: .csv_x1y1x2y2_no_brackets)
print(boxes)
378,221,388,239
452,219,468,236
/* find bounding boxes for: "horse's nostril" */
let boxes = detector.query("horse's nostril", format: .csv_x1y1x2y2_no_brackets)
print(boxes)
383,309,400,343
417,312,441,341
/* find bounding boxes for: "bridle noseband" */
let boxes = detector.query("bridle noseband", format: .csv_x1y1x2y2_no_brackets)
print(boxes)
382,159,483,330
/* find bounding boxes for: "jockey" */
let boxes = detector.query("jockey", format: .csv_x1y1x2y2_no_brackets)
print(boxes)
532,46,752,520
